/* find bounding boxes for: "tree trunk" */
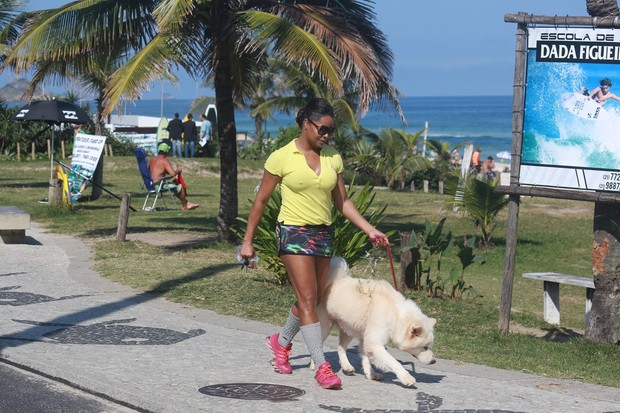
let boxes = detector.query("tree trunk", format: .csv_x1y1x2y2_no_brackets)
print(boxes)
255,114,264,156
586,202,620,344
399,232,415,289
586,0,620,16
91,95,106,200
214,42,239,243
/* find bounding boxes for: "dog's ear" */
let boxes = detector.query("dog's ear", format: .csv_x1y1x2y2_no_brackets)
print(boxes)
410,318,436,338
410,326,424,338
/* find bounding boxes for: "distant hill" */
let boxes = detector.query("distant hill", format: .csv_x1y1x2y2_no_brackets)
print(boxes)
0,79,43,102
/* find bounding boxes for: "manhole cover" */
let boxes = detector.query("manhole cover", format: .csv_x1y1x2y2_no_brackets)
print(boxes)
199,383,305,402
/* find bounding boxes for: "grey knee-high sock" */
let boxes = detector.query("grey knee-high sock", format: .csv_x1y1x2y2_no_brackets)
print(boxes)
278,309,300,347
300,322,326,367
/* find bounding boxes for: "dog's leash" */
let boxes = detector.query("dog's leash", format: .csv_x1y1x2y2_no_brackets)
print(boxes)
372,238,399,291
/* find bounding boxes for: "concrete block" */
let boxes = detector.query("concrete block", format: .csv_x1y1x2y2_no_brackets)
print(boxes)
0,206,30,244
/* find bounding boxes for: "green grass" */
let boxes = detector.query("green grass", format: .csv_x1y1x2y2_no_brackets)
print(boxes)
1,156,618,388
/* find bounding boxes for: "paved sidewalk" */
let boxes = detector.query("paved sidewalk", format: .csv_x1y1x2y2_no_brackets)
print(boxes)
1,223,619,413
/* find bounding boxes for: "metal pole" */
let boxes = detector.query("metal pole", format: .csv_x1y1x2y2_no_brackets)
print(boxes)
422,121,428,158
160,81,164,118
49,128,54,180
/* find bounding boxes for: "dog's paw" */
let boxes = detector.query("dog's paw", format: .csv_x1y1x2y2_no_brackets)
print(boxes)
367,371,383,381
398,373,417,387
343,366,356,376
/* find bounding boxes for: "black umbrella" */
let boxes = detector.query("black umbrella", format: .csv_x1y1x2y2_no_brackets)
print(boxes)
14,100,94,179
14,99,93,125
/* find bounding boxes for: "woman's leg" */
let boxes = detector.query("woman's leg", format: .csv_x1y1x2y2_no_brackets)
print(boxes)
267,255,322,374
280,255,340,388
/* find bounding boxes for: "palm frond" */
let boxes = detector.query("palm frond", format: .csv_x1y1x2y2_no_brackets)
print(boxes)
5,0,155,73
238,10,343,95
105,35,177,114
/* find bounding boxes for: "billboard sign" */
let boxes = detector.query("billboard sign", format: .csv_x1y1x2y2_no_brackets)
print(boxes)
520,27,620,192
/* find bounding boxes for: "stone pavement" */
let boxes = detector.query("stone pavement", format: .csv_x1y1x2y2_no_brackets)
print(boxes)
1,223,619,413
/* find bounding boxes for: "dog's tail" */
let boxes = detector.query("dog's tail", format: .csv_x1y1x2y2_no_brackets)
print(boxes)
327,256,351,285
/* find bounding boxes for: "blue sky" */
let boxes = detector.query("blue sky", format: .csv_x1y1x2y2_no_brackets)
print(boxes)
2,0,586,99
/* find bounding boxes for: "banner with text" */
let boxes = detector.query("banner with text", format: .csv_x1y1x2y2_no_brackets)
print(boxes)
68,133,106,203
520,27,620,192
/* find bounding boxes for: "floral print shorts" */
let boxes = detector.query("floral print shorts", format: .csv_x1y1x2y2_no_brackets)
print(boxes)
276,222,334,257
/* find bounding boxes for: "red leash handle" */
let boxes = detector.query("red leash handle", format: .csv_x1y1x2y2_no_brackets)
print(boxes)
372,238,398,291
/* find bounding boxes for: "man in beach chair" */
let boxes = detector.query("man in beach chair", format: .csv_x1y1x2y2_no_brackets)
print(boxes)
137,143,199,211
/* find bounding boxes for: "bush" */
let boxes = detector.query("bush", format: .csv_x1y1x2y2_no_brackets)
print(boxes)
400,218,485,299
445,171,509,249
0,105,51,159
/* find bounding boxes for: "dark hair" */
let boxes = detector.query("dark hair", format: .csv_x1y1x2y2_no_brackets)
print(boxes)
295,98,334,127
174,113,179,118
600,77,612,87
187,113,193,119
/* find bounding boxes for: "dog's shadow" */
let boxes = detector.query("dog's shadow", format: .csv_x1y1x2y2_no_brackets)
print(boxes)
292,347,445,386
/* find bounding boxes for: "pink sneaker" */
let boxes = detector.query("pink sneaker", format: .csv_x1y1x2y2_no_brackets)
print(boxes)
315,362,342,389
266,334,292,374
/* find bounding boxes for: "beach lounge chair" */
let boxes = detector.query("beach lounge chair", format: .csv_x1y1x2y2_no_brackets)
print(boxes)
134,148,178,211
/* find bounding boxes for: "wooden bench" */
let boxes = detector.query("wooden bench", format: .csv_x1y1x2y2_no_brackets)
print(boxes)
523,272,595,329
0,206,31,244
522,272,620,329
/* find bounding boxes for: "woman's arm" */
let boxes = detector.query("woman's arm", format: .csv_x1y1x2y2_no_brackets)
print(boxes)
240,170,281,258
331,174,388,244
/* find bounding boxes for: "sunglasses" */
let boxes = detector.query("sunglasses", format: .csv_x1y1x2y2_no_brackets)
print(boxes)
307,118,336,136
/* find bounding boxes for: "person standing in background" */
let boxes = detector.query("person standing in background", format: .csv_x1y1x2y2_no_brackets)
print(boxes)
199,113,212,157
450,149,460,166
182,113,197,158
167,113,183,158
471,147,481,173
481,156,497,180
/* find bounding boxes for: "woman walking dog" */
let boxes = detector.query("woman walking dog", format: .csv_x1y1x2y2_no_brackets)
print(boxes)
240,98,388,389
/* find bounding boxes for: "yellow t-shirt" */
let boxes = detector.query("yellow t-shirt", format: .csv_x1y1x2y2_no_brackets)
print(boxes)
264,139,343,226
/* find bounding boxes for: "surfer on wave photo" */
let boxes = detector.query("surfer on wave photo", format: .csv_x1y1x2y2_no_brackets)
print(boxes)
560,77,620,121
589,77,620,106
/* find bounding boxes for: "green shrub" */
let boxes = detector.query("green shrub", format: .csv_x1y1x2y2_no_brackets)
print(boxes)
401,218,484,299
445,171,509,249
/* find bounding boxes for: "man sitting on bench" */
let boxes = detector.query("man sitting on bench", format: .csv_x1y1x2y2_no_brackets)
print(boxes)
149,142,199,211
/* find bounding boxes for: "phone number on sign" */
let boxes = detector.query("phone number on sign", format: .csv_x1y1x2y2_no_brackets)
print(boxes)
599,173,620,191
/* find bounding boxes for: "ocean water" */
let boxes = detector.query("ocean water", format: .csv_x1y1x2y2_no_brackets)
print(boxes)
118,95,514,160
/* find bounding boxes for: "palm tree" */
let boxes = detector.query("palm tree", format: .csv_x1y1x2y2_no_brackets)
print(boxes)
2,1,159,199
4,1,400,241
0,0,26,58
106,1,401,241
445,172,509,249
349,128,429,189
586,0,620,16
250,59,363,137
425,139,463,183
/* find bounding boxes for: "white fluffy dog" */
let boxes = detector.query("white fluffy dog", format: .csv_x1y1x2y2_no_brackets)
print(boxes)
316,256,436,387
